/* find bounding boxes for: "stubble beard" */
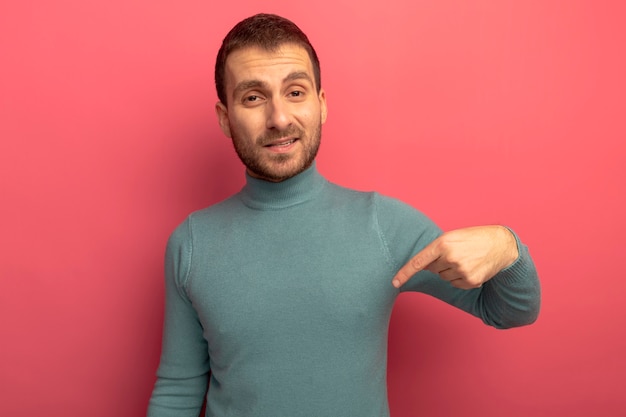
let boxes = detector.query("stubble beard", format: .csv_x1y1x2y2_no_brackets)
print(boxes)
231,123,322,182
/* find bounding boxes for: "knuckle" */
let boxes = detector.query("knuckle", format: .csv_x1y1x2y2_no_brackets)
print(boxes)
467,279,480,288
455,264,468,277
467,276,483,289
410,256,424,270
437,238,450,253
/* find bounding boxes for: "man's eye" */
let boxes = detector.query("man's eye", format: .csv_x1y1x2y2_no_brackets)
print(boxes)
245,95,259,102
289,91,303,97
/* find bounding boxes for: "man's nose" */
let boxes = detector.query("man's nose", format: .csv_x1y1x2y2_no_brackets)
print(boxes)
265,98,291,130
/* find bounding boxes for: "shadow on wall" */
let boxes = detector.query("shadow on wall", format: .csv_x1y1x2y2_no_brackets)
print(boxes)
159,123,244,218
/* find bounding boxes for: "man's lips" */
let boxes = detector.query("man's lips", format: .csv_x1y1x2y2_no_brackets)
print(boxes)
261,137,299,154
263,138,299,148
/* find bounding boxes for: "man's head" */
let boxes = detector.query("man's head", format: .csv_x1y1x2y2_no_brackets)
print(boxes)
215,13,321,107
215,14,327,182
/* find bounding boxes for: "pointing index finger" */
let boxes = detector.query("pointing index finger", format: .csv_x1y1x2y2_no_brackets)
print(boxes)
392,239,441,288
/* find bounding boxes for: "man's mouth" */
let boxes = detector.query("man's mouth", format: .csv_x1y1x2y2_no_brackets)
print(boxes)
265,138,298,148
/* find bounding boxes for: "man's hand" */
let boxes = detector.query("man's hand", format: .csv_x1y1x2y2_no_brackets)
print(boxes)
392,225,519,289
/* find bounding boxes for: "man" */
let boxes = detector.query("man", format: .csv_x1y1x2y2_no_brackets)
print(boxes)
148,13,540,417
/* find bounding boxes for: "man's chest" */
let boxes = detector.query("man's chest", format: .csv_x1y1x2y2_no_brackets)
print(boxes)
185,219,398,361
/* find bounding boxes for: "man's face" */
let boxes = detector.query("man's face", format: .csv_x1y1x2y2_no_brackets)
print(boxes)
216,44,327,182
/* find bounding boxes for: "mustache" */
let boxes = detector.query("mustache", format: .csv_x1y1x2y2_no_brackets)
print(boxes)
257,127,304,146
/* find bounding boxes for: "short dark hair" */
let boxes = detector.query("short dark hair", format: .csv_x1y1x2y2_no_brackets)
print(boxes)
215,13,321,106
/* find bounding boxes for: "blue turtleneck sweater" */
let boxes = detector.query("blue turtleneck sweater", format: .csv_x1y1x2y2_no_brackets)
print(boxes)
148,163,540,417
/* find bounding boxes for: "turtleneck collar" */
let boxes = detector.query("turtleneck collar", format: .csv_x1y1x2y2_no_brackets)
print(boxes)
237,162,327,210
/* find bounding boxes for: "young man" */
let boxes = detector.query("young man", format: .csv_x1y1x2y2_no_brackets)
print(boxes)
148,13,540,417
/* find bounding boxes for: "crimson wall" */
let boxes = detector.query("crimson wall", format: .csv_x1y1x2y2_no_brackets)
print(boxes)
1,1,624,416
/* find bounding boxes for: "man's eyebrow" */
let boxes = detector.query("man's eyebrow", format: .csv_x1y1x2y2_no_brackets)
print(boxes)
233,80,267,99
232,72,314,100
283,71,314,85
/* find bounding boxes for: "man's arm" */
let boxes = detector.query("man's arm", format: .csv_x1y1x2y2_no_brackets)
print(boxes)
373,194,540,329
393,225,519,290
148,219,210,417
394,225,540,328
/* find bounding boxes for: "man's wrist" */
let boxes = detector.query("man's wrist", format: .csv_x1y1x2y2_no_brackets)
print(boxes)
499,225,520,270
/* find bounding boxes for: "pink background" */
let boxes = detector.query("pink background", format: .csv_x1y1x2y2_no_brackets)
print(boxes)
1,1,624,416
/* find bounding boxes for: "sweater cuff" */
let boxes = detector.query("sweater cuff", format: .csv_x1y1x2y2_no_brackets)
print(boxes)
492,227,536,286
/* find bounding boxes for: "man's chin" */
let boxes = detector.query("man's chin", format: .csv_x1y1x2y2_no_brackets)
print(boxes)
249,160,311,182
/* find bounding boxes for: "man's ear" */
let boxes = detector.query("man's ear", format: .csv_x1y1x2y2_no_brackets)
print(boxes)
319,89,328,125
215,101,232,138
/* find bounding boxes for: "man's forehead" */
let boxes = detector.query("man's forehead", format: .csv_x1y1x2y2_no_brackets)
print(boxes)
225,44,314,80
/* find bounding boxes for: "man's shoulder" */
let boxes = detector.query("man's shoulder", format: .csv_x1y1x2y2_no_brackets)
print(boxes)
167,193,243,239
324,180,413,211
327,181,437,230
189,192,243,219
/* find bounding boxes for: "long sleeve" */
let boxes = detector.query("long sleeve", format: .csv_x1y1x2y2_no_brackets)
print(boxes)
403,235,541,329
375,194,541,329
147,218,210,417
